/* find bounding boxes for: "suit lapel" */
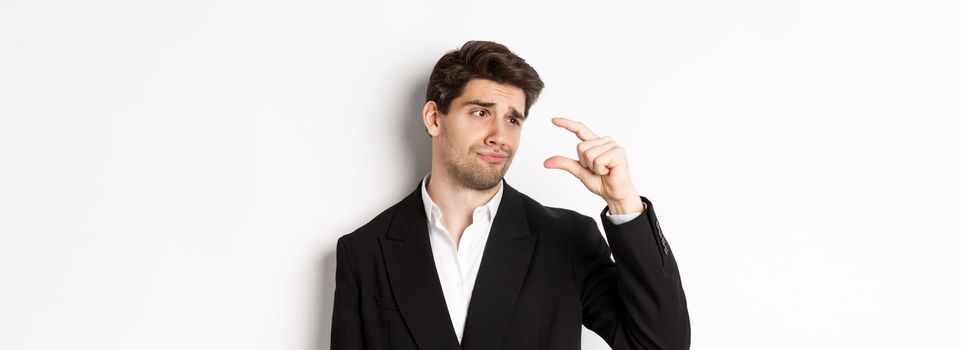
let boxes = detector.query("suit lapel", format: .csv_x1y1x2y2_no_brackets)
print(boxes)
460,180,537,350
379,180,461,350
379,179,537,350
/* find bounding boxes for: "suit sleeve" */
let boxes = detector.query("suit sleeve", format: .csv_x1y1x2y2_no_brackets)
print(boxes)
574,196,691,350
330,236,366,349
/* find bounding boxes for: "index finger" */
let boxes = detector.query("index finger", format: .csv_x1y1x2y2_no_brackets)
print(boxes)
551,117,599,141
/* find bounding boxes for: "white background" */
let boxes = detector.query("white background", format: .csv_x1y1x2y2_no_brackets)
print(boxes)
1,0,959,349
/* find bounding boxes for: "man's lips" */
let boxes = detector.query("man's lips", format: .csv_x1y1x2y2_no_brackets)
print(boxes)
477,151,508,164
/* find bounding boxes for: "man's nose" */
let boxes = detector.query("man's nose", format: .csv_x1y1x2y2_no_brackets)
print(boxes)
485,117,507,146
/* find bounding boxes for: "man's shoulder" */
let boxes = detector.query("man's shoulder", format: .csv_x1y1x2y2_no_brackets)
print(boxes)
337,199,402,249
337,184,597,249
513,188,594,229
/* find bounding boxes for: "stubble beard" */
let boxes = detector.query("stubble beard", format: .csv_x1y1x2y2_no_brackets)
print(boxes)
442,138,512,191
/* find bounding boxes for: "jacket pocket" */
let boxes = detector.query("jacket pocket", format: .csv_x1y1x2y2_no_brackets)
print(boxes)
374,296,416,349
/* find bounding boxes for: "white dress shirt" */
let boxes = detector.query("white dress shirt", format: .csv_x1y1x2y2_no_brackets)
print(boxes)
420,173,641,343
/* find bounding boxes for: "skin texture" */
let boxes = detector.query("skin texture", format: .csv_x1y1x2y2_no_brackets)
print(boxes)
422,78,645,248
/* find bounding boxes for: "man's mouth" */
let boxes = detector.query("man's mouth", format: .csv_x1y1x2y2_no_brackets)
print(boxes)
477,151,508,164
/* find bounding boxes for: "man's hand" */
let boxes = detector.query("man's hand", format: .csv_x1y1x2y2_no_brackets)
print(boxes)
544,117,646,215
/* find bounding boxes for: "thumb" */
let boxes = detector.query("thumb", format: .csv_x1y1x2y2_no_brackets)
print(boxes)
544,156,586,180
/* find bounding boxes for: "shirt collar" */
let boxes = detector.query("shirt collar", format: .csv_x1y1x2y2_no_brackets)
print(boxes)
420,172,504,226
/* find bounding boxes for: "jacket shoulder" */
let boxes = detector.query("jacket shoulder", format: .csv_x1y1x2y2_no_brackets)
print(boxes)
515,190,593,230
338,201,400,249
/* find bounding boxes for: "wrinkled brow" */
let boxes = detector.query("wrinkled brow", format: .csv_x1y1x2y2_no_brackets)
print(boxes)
463,99,526,120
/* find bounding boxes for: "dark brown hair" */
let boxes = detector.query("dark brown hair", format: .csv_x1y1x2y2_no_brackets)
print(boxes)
426,40,544,119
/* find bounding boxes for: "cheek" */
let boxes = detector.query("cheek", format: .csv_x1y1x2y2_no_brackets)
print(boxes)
508,128,523,145
446,130,482,152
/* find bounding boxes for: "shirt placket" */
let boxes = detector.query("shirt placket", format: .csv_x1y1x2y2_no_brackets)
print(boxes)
432,208,468,340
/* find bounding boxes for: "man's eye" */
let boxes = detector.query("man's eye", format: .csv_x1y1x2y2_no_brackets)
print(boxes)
472,110,488,117
509,117,520,125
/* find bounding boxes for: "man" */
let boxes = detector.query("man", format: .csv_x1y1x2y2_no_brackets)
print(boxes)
331,40,690,350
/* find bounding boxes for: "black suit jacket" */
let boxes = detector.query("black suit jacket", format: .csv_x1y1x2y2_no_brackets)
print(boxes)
331,179,690,350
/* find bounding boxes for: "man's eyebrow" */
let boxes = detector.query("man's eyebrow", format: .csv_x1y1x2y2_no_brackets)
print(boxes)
463,99,496,108
508,106,526,120
463,99,526,120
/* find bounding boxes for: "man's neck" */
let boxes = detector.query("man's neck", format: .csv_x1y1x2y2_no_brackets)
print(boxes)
425,171,501,220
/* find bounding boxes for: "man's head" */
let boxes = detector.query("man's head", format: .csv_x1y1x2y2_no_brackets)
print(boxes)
422,40,544,191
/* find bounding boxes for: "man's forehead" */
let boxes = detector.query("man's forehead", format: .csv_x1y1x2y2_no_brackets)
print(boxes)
456,79,525,109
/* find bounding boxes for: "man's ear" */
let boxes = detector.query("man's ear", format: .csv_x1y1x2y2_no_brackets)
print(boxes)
422,101,442,137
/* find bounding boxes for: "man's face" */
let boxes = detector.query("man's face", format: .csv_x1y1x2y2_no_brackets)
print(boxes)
431,78,527,190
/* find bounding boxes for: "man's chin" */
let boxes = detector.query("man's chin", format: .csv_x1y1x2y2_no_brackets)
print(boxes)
461,171,505,190
448,156,511,190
